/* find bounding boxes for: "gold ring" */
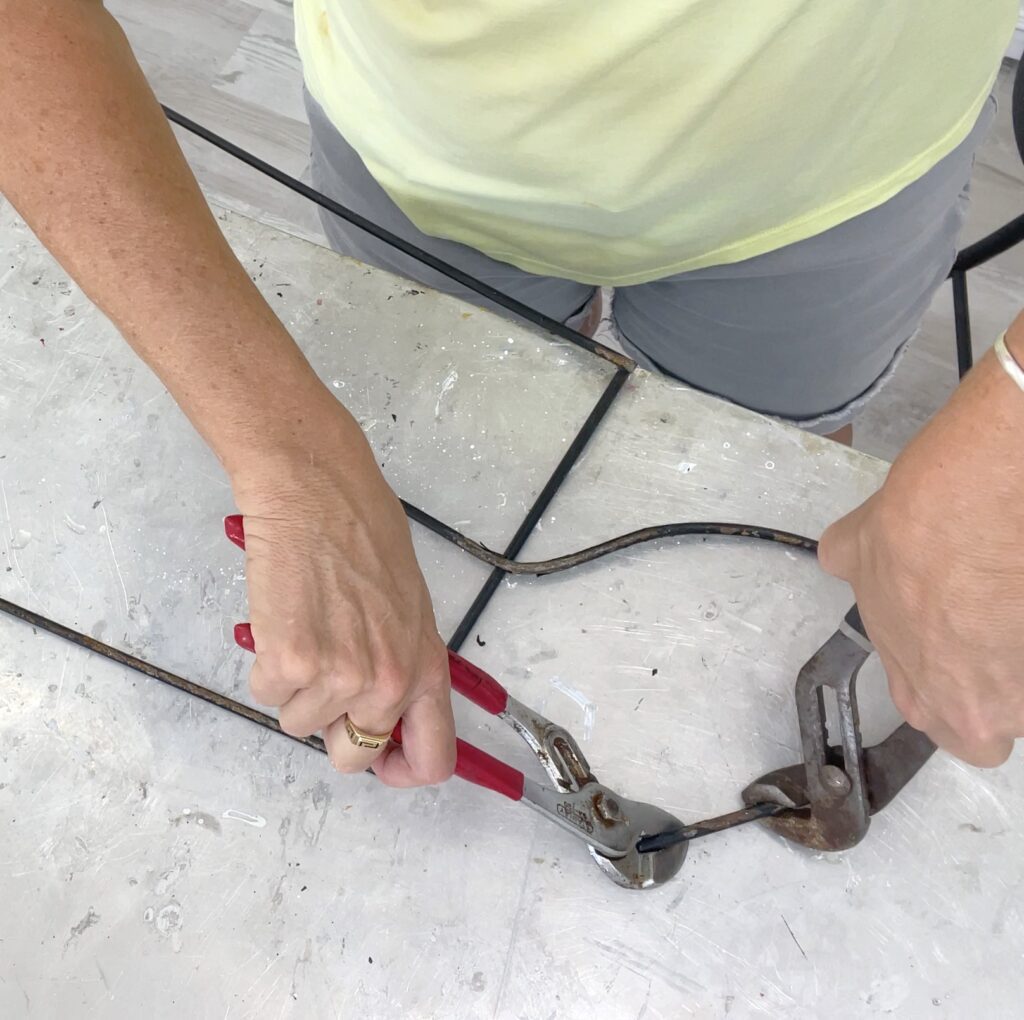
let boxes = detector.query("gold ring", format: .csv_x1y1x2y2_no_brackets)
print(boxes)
343,717,393,750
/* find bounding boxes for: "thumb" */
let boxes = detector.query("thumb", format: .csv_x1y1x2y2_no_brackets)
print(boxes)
818,498,871,580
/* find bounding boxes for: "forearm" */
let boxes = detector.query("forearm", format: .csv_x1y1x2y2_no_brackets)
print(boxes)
895,315,1024,497
0,0,336,475
819,309,1024,766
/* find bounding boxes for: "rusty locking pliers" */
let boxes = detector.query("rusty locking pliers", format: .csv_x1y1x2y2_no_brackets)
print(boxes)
741,606,937,850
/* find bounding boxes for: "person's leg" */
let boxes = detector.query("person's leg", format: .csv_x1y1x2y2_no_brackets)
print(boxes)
827,423,854,446
613,97,997,436
304,89,597,329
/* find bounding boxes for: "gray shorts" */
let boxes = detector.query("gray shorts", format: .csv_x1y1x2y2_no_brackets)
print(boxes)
305,90,994,431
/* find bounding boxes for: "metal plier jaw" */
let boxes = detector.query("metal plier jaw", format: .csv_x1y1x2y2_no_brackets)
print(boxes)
742,606,937,852
502,698,687,889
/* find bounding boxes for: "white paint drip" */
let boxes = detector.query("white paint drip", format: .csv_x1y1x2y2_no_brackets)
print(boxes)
549,677,597,740
676,460,697,474
11,529,31,550
222,809,267,828
62,514,87,535
434,368,458,417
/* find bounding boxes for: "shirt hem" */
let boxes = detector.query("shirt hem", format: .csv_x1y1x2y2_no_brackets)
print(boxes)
378,76,996,288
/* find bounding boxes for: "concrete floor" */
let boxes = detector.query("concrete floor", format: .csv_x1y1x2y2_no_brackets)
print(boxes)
106,0,1024,463
7,200,1024,1019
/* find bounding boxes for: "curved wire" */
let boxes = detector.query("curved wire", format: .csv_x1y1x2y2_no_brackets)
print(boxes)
444,520,818,574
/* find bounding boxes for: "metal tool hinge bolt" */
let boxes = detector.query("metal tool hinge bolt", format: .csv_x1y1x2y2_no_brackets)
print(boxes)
821,765,852,794
592,792,623,825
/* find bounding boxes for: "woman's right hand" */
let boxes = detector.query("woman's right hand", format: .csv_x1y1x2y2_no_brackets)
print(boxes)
229,389,456,787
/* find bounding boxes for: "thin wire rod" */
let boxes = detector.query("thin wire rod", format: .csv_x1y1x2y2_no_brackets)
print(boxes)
161,105,633,372
0,589,797,853
441,520,818,578
951,211,1024,275
157,106,641,646
0,594,327,757
636,801,801,853
448,366,630,649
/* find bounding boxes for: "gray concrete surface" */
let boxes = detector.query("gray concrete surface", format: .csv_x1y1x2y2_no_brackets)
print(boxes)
2,198,1022,1018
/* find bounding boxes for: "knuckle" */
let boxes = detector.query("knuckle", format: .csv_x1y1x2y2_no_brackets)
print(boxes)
275,643,320,685
372,666,411,715
953,738,1010,769
249,671,283,706
419,757,456,787
248,674,272,702
415,741,457,787
321,667,361,701
889,683,924,729
816,522,844,575
277,707,315,739
953,709,1004,760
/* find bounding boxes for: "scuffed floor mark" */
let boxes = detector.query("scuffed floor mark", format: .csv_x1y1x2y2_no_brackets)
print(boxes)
862,975,909,1014
99,504,129,616
300,781,332,846
223,808,268,828
291,938,313,1001
64,907,100,951
434,367,458,418
549,677,597,739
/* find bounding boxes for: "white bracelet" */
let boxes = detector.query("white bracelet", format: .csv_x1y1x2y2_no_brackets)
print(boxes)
994,331,1024,394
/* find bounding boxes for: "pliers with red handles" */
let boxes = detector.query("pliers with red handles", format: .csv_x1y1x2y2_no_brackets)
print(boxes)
224,516,687,889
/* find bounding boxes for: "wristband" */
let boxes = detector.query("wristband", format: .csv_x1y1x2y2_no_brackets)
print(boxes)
994,331,1024,394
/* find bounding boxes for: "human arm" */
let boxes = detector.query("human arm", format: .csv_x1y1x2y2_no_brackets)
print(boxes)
819,321,1024,767
0,0,454,784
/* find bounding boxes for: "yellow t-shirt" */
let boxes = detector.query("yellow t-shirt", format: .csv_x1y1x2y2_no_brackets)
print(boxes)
295,2,1016,286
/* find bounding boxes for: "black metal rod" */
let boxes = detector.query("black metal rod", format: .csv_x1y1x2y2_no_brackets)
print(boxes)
950,211,1024,275
162,105,632,372
447,366,631,650
159,104,640,655
636,801,798,853
951,270,973,378
0,595,327,756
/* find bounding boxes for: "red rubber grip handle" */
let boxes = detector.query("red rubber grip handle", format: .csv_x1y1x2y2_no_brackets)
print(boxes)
453,738,525,800
392,723,524,801
235,622,255,652
225,518,256,650
234,625,520,797
226,516,521,798
225,514,246,550
447,651,508,715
